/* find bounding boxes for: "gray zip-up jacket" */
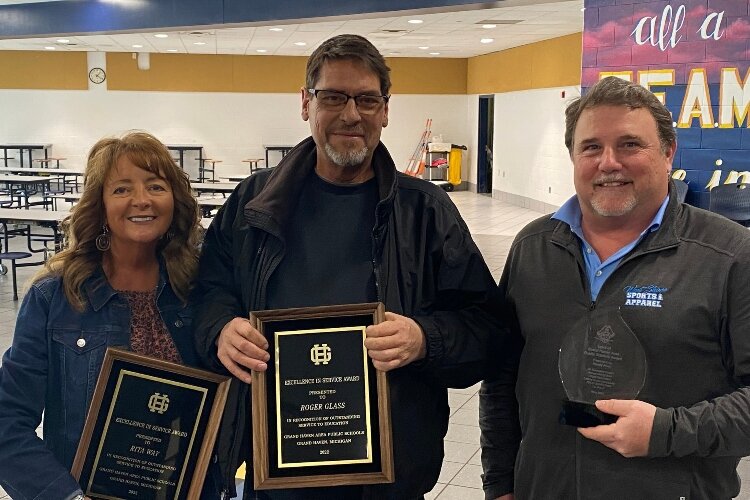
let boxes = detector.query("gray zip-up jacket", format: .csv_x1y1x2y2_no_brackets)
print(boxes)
481,190,750,499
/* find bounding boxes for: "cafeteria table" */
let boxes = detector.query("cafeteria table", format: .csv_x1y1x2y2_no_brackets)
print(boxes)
0,175,62,209
0,144,52,168
264,145,294,168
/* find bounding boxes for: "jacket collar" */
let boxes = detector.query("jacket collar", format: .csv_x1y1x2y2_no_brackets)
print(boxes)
84,260,169,312
550,179,682,254
243,136,398,237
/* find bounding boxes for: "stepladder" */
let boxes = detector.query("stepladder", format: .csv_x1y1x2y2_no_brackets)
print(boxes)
405,118,432,177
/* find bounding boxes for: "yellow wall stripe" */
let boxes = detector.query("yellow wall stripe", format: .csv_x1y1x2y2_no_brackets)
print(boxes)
107,53,308,93
0,51,87,90
467,33,582,94
388,58,467,94
106,53,467,94
0,34,580,94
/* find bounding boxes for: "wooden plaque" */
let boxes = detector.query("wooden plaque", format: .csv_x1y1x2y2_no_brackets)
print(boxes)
251,302,394,489
71,348,231,499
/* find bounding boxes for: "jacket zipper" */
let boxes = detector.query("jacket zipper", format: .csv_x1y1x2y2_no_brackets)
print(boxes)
254,233,284,309
569,239,667,499
371,199,388,302
372,230,383,301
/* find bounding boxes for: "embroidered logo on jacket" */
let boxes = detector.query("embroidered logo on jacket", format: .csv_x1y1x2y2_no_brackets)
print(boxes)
623,284,668,308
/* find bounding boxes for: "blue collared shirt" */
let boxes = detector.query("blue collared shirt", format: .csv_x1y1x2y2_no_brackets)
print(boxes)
552,195,669,301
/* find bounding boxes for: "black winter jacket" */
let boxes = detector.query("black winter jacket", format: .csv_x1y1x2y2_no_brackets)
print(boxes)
193,137,505,498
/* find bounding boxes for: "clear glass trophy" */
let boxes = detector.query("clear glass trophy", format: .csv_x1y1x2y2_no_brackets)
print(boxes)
558,308,647,428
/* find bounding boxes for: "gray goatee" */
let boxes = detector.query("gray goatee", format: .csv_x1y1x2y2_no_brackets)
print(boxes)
325,143,369,168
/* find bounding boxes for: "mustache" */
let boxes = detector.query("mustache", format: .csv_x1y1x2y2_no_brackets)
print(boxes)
594,174,630,185
331,127,365,135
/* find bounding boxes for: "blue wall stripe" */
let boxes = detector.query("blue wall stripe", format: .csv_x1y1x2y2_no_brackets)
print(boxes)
0,0,485,37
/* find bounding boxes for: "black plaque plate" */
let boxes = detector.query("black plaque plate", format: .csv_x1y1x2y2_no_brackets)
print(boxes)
251,303,394,489
71,348,231,499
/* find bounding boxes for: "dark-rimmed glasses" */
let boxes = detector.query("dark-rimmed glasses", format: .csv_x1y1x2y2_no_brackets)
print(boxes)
307,88,389,115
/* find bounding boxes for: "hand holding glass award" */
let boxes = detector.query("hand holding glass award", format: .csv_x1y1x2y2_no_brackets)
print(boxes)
558,308,647,428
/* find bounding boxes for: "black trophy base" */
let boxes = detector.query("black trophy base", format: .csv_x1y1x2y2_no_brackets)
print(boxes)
559,400,617,428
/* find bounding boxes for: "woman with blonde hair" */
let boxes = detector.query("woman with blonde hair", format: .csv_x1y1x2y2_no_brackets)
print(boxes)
0,131,220,499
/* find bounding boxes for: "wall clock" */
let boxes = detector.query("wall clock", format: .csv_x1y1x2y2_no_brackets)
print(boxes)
88,67,106,84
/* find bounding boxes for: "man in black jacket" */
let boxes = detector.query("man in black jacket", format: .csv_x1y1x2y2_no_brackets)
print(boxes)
194,34,509,499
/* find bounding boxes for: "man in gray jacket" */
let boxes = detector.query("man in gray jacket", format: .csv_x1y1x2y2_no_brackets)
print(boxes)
480,76,750,499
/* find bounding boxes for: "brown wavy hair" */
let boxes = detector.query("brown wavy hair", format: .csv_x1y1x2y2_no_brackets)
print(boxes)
37,131,201,310
306,34,391,96
565,76,677,156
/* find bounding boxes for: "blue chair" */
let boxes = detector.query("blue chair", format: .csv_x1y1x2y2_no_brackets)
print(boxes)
709,183,750,227
0,251,33,300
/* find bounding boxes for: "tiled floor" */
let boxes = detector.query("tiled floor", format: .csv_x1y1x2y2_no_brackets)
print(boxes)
1,191,749,499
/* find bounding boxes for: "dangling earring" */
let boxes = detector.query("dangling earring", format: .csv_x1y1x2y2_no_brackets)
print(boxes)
96,223,111,251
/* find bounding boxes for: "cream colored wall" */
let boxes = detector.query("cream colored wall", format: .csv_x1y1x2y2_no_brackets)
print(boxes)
0,89,470,180
466,34,582,207
491,86,579,209
0,34,582,193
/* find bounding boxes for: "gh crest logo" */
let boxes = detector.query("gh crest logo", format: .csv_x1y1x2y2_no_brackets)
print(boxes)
148,393,170,414
310,343,332,366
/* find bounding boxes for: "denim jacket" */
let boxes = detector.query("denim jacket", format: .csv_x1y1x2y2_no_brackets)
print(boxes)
0,267,197,499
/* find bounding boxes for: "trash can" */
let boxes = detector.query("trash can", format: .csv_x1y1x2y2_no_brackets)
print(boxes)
448,144,466,186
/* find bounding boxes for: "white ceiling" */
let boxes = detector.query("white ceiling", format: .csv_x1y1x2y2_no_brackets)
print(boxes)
0,0,583,58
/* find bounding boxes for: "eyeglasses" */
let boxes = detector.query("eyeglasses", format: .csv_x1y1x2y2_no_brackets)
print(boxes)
307,88,389,114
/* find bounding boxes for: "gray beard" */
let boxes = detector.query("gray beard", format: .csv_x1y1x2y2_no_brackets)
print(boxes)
590,195,637,217
325,143,369,168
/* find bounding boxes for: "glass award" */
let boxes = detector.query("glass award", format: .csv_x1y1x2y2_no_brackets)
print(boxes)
558,308,647,428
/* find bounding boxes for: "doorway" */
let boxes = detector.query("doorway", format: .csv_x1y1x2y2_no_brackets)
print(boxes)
477,95,494,194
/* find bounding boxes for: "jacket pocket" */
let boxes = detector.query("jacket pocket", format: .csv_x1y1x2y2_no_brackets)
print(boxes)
51,329,111,387
50,327,128,399
50,328,126,463
514,443,576,499
174,309,193,329
585,462,690,500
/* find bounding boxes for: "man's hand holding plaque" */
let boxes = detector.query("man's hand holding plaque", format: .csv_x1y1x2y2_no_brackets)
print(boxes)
364,312,426,371
218,311,424,380
217,317,270,382
249,303,394,490
558,308,647,428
